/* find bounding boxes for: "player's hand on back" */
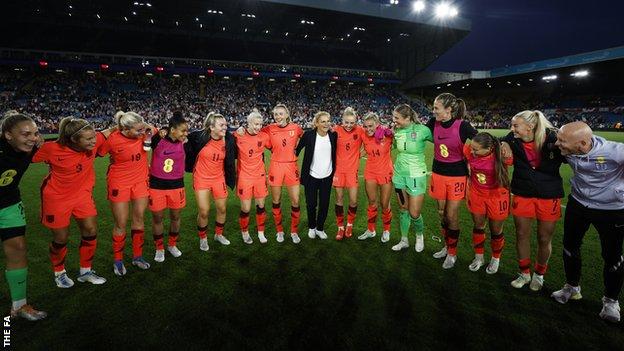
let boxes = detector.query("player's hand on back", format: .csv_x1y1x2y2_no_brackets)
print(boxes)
500,141,512,159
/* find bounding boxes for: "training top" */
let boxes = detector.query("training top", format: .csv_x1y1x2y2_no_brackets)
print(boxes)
150,135,185,189
565,135,624,210
463,144,513,191
0,139,35,208
426,118,478,176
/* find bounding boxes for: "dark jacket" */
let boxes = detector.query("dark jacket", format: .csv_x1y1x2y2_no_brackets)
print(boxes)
184,130,238,189
296,129,337,186
502,130,565,199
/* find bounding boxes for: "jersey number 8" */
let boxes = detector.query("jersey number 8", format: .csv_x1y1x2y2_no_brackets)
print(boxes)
163,159,174,173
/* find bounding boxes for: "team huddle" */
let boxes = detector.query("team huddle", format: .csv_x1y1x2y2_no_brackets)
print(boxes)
1,92,623,324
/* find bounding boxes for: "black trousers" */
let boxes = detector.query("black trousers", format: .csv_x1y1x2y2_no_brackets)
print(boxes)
304,175,333,231
563,195,624,299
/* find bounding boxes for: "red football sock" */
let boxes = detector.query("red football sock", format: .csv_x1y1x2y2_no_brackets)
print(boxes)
472,228,486,255
168,232,179,247
239,210,250,233
446,229,460,256
197,225,208,240
272,203,283,233
335,204,345,228
367,205,378,232
131,229,144,259
382,208,392,232
256,205,266,232
491,232,505,259
79,236,97,269
290,206,300,234
215,221,225,236
153,234,164,251
347,206,357,226
112,232,126,261
534,263,548,276
49,241,67,273
518,258,531,274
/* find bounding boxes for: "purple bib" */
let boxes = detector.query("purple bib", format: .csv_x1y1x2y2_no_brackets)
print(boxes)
150,138,185,179
434,119,463,163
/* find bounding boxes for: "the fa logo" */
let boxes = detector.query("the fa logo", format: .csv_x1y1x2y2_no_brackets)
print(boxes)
595,156,608,170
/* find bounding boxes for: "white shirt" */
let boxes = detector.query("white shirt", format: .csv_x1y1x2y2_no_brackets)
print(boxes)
310,133,333,179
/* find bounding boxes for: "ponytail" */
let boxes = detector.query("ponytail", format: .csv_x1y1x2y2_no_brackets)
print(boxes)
203,112,225,133
115,111,144,130
393,104,420,124
513,110,554,150
473,132,510,189
57,117,93,146
435,93,466,120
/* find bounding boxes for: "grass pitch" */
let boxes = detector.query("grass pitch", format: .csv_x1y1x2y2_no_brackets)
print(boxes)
3,130,624,350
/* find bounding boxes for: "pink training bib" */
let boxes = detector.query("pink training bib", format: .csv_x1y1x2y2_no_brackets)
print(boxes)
434,119,463,163
150,138,185,179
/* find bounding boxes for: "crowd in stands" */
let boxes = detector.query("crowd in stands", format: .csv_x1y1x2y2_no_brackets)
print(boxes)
453,95,623,130
0,69,412,133
1,68,623,132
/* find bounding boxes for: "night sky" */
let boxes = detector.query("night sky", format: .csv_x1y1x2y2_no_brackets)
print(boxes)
428,0,624,72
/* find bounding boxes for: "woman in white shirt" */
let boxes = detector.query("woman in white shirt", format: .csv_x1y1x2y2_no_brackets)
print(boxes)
296,111,338,240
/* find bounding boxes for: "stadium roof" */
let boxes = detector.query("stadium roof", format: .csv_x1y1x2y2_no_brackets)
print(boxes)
0,0,471,83
411,56,624,97
489,45,624,78
407,45,624,90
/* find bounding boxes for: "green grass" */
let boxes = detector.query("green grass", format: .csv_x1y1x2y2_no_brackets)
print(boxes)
3,130,624,350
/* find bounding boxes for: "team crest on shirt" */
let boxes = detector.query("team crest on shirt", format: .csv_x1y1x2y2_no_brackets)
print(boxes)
411,132,417,139
257,141,263,147
475,173,487,184
289,131,295,137
0,169,17,187
353,134,358,140
595,156,608,170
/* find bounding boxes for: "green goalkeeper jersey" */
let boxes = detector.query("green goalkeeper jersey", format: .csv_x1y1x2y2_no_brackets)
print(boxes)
393,123,432,177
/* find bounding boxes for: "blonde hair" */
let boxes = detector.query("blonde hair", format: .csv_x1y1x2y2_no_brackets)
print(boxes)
247,108,263,125
435,93,466,120
513,110,555,150
203,112,225,132
363,112,380,125
394,104,420,124
272,103,291,123
115,111,144,130
57,117,94,146
342,107,357,118
313,111,330,127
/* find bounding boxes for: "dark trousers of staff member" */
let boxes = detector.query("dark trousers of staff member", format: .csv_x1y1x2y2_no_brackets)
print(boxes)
304,176,333,231
563,195,624,299
296,128,337,233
